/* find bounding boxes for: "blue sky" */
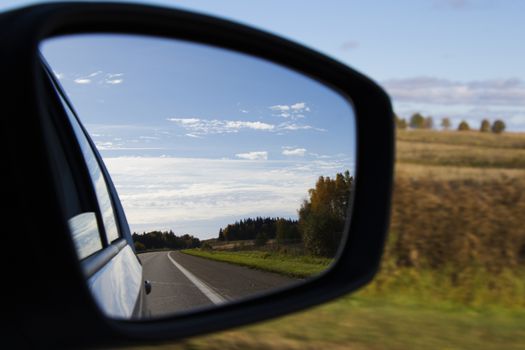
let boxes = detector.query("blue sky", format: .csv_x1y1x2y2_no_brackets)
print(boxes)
4,0,525,130
4,0,524,238
41,34,355,238
41,35,354,159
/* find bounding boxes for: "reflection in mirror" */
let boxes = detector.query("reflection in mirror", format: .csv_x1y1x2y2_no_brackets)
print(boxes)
68,212,101,260
40,34,356,319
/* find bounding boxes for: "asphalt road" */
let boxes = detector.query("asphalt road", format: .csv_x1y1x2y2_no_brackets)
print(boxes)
139,251,296,318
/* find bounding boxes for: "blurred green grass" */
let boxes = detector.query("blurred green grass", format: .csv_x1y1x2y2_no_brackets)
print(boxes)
129,294,525,350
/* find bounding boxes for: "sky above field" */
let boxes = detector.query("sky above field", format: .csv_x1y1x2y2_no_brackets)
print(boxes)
4,0,524,238
4,0,525,130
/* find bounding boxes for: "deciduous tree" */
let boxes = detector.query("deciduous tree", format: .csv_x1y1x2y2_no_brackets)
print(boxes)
395,114,408,129
458,120,470,131
410,113,425,129
492,120,506,134
441,117,451,130
423,116,434,129
299,171,353,257
480,119,490,132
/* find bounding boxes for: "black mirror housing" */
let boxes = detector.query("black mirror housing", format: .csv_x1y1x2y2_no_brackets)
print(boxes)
0,2,394,348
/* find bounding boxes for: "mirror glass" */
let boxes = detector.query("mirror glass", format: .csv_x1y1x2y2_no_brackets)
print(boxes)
40,34,356,319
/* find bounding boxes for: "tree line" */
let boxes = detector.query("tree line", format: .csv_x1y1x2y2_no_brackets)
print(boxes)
218,217,301,246
132,230,201,252
396,113,506,133
217,170,353,257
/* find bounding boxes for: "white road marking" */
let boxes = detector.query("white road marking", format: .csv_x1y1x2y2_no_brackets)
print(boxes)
167,252,226,305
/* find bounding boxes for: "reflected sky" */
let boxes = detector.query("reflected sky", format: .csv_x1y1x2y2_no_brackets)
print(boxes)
42,35,356,238
68,212,102,260
59,94,120,242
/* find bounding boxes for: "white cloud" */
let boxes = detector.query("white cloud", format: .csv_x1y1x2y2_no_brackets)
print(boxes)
73,71,124,85
84,71,103,78
270,104,290,112
279,122,324,132
167,117,277,136
235,151,268,160
282,147,306,157
104,73,124,85
383,77,525,106
281,124,309,131
225,121,274,130
106,79,123,85
309,153,332,159
291,102,309,111
270,102,310,119
74,78,91,84
171,118,201,125
54,71,64,80
168,117,321,136
95,141,113,149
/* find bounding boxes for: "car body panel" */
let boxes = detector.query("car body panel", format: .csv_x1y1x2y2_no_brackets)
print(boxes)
88,245,143,319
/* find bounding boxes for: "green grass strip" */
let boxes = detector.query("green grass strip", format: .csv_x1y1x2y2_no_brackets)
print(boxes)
181,249,332,278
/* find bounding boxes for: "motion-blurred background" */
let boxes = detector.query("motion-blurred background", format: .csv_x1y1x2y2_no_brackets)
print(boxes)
6,1,524,348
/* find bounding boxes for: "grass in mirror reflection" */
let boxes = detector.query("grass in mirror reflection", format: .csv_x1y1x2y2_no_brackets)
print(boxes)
182,247,332,278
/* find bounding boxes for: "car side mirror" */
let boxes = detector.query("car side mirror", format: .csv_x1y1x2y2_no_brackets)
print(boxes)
0,2,394,348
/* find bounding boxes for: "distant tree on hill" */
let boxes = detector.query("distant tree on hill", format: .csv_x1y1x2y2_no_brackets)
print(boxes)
491,120,506,134
423,116,434,129
395,114,408,129
410,113,425,129
480,119,490,132
441,118,451,130
458,120,470,131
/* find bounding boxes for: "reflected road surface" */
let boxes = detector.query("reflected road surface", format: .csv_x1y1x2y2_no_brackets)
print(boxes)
139,251,295,317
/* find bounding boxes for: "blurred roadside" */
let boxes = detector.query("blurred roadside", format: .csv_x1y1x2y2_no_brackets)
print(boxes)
135,129,525,350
